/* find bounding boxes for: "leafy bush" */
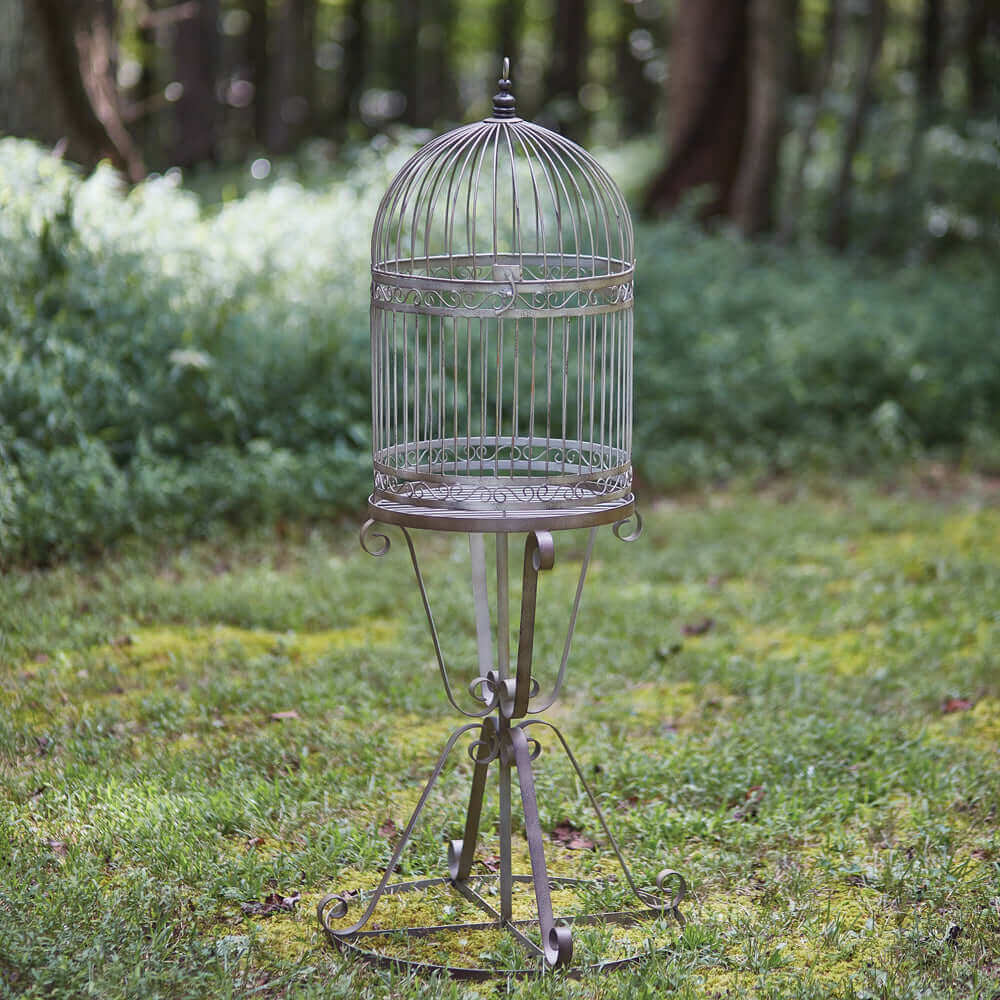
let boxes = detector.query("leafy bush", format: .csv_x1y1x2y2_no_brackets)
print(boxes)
1,137,998,563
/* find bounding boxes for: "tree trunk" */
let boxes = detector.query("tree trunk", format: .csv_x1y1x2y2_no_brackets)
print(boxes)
731,0,793,235
644,0,749,219
266,0,316,152
245,0,269,145
417,0,458,123
780,0,840,243
918,0,943,104
542,0,588,138
332,0,367,135
616,0,659,138
828,0,887,251
964,0,992,112
29,0,145,180
496,0,523,91
389,0,421,124
0,0,70,147
172,0,219,167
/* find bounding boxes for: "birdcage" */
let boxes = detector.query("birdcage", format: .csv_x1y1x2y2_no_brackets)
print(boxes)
367,61,635,533
317,61,686,979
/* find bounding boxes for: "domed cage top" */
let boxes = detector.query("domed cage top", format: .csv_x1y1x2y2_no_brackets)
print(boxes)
369,60,636,532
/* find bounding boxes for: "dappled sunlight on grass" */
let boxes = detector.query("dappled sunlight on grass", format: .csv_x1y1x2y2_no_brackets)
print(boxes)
1,482,998,997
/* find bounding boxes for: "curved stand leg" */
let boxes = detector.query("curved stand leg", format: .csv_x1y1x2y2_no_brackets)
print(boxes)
317,721,481,937
321,516,687,980
508,727,573,967
448,717,497,882
519,719,687,926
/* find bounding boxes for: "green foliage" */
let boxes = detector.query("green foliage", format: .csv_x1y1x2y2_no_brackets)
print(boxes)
1,136,998,563
0,487,998,996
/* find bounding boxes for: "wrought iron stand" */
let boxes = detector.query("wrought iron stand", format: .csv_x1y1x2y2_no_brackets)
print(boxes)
317,513,686,979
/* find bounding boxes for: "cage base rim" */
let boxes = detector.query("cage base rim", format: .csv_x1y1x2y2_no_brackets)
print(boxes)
367,494,634,533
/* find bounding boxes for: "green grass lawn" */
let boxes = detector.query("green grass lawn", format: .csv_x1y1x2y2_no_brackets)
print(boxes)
2,476,999,999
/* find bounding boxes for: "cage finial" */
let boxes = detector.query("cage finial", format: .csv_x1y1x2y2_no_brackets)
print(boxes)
492,57,517,118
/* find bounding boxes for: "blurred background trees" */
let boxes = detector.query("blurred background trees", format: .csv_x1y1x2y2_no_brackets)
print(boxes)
1,0,996,253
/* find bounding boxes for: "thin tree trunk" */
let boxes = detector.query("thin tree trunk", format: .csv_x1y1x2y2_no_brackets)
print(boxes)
245,0,268,145
267,0,316,152
418,0,457,123
918,0,943,104
389,0,421,124
644,0,749,219
828,0,886,252
731,0,793,236
172,0,218,167
496,0,523,89
616,0,658,138
780,0,840,244
34,0,145,180
542,0,588,138
964,0,991,112
332,0,366,134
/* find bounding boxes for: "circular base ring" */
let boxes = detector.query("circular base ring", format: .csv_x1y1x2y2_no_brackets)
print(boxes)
367,494,634,533
318,873,682,981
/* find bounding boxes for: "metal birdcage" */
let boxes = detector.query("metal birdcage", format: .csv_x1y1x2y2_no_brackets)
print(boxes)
317,61,686,980
368,59,635,533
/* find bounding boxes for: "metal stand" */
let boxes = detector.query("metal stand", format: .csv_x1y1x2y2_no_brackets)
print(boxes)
317,516,686,979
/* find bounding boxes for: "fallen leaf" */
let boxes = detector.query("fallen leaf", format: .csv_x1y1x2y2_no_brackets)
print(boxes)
942,697,973,714
480,854,501,873
378,819,399,841
240,891,300,917
551,821,596,850
269,710,300,721
681,617,715,637
732,785,766,822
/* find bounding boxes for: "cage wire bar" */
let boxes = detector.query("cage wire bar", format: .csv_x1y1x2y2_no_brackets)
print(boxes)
317,60,687,979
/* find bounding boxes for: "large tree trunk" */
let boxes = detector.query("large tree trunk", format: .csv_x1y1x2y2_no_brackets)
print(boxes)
828,0,887,251
0,0,71,148
266,0,316,152
780,0,841,244
644,0,749,219
28,0,145,180
542,0,588,138
172,0,219,167
731,0,793,235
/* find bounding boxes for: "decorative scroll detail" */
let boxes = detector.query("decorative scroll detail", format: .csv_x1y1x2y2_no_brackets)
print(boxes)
612,510,643,542
360,518,391,556
373,470,632,509
372,278,633,317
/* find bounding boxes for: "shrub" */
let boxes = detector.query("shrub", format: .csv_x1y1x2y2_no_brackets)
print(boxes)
1,137,998,563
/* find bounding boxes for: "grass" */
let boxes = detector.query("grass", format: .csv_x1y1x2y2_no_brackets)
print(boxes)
1,473,999,999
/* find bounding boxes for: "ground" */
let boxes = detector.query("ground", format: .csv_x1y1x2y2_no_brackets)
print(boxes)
1,473,999,999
